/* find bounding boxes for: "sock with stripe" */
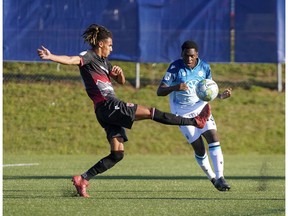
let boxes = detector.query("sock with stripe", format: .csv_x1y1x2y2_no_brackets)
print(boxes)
208,142,224,179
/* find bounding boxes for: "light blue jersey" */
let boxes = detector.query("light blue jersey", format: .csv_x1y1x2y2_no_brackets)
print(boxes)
161,58,212,111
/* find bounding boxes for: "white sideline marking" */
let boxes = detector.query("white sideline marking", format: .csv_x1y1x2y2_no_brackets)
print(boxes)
3,163,39,167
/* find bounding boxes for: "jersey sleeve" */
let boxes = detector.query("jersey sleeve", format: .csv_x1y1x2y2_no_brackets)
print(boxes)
79,51,91,66
160,63,177,87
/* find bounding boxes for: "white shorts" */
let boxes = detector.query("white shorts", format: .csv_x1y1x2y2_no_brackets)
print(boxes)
171,101,217,143
179,115,217,143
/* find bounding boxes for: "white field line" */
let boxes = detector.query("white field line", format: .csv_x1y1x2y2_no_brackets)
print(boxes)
3,163,39,167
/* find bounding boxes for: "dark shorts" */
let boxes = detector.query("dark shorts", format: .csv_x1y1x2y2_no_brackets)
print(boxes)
95,98,138,142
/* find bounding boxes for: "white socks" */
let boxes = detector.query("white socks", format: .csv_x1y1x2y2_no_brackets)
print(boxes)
195,153,216,180
195,142,224,180
208,142,224,179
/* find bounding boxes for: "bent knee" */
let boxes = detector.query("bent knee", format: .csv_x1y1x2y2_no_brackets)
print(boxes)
203,129,219,143
111,150,124,162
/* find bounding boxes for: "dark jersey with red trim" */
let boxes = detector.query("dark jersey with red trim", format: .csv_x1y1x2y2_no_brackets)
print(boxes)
79,50,116,108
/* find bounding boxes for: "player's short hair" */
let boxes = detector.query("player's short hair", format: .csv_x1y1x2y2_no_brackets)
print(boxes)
181,40,198,52
82,24,113,48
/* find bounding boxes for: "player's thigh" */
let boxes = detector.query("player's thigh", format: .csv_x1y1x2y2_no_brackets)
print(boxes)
201,115,218,142
179,125,201,143
179,126,206,155
179,116,218,144
105,125,128,146
109,137,125,151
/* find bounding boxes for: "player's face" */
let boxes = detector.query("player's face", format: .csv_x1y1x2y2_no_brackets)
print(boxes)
182,48,198,68
100,38,113,58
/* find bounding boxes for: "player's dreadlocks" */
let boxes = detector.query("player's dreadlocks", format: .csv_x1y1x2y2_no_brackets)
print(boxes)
82,24,113,48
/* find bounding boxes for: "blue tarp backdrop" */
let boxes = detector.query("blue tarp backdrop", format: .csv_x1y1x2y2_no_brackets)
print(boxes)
3,0,285,63
234,0,285,63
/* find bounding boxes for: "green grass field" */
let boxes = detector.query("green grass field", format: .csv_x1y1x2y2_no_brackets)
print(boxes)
3,154,285,216
3,62,286,215
3,82,285,155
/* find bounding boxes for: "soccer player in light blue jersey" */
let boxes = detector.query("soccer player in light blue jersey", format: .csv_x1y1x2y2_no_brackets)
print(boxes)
157,40,232,191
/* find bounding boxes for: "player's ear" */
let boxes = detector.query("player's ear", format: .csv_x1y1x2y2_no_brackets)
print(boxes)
98,41,104,48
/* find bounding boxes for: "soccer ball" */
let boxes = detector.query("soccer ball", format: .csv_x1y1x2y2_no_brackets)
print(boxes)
196,79,219,101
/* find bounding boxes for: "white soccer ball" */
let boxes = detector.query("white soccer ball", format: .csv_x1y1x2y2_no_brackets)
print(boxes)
196,79,219,101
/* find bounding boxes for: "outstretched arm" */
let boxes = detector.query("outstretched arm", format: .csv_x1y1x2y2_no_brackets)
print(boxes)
217,88,232,99
37,46,81,65
157,82,188,96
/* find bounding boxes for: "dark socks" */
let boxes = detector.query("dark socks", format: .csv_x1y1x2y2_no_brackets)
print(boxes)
152,108,196,126
82,150,124,181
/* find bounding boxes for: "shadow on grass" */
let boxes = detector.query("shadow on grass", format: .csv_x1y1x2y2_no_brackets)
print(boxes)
3,175,284,180
3,175,285,202
3,194,285,201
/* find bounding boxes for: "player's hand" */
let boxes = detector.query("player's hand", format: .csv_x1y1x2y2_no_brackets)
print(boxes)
111,65,125,84
178,83,188,91
37,46,51,60
219,88,232,99
111,65,123,76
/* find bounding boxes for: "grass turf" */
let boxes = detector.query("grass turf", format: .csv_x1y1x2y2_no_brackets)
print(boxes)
3,62,286,215
3,154,285,216
3,82,285,155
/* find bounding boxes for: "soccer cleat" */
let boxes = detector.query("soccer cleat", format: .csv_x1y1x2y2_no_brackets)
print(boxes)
194,104,211,128
214,177,231,191
211,178,216,185
72,175,90,198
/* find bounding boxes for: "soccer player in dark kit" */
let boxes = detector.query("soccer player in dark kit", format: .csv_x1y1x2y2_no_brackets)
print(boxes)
37,24,211,197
